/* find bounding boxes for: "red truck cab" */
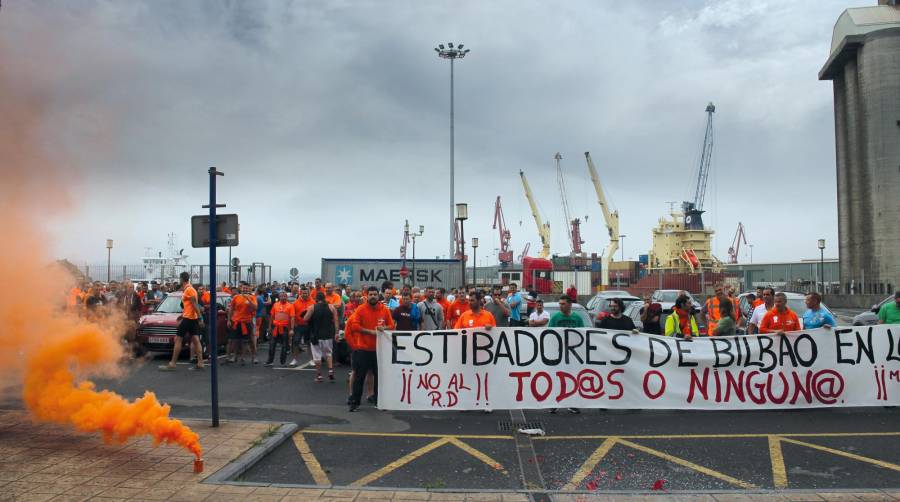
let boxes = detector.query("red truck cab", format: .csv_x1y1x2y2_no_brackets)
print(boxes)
522,256,554,294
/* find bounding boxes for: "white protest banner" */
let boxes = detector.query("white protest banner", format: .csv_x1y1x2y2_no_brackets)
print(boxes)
376,325,900,410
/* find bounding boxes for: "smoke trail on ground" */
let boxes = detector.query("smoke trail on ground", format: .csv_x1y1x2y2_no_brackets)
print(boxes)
0,7,201,458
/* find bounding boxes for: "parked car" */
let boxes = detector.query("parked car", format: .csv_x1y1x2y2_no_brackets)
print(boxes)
852,295,893,326
585,292,641,328
135,292,231,356
540,302,594,328
650,289,700,311
737,291,835,327
623,301,645,331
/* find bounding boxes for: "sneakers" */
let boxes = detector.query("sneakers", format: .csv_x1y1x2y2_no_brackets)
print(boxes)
328,372,335,383
349,403,359,412
264,362,273,367
158,364,176,372
315,374,323,383
366,395,377,405
289,359,298,367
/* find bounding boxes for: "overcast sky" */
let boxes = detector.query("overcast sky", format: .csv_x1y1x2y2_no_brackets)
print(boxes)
1,0,869,279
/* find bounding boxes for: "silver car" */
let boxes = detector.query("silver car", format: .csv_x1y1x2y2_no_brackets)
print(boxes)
852,296,893,326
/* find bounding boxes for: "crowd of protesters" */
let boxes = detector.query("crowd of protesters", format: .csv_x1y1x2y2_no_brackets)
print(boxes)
65,272,900,412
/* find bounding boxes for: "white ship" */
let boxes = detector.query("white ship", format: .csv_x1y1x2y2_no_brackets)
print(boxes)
139,233,190,282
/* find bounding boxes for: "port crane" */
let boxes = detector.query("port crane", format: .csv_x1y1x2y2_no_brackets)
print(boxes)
727,222,747,264
682,102,715,230
584,152,619,288
519,170,551,259
493,196,514,266
554,153,584,256
517,242,531,263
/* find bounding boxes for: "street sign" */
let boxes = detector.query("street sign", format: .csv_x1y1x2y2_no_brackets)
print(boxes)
191,214,239,248
399,266,409,278
290,267,299,277
232,257,240,266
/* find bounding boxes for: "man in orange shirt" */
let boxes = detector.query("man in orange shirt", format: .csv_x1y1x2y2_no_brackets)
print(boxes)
346,286,394,412
454,291,496,329
759,292,801,334
445,291,470,329
161,272,204,371
227,282,257,365
436,288,451,319
291,286,315,366
266,292,294,367
222,282,232,295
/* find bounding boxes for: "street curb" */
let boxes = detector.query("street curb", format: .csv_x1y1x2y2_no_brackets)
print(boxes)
203,422,299,484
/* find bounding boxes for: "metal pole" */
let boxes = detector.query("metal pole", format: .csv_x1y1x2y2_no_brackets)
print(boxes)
820,249,824,295
449,57,455,258
412,236,416,288
472,246,477,286
107,248,111,283
228,246,232,287
459,220,465,289
205,167,224,427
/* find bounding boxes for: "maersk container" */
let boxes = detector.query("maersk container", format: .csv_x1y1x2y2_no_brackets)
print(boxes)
321,258,464,289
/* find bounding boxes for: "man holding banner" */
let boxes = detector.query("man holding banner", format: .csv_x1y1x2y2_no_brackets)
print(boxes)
346,286,394,412
453,291,495,330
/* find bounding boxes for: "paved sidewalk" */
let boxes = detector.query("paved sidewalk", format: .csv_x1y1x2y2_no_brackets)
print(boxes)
1,409,898,501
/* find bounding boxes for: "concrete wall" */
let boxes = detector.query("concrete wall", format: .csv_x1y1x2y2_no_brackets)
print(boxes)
824,294,887,310
829,29,900,295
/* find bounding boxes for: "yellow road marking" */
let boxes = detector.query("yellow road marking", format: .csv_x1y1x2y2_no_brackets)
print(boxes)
292,433,331,486
617,438,757,489
779,437,900,473
302,429,512,440
350,437,451,486
768,435,788,489
446,437,508,475
533,432,900,440
562,437,617,491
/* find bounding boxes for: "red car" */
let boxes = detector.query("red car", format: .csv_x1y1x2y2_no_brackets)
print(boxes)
136,292,231,355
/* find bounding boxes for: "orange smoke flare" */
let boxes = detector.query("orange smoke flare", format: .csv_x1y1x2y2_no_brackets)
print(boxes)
22,324,202,458
0,13,201,460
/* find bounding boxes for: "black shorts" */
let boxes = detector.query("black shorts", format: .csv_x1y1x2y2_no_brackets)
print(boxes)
177,318,200,341
228,321,252,341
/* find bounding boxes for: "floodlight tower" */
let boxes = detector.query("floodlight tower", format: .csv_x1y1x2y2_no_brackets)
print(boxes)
434,42,471,257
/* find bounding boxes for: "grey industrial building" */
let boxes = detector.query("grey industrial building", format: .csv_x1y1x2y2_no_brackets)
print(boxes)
819,1,900,295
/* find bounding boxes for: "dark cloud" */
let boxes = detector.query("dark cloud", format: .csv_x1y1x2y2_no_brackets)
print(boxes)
0,0,866,277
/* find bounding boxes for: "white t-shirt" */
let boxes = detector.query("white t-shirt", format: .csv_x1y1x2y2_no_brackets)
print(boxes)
529,310,550,325
749,304,770,328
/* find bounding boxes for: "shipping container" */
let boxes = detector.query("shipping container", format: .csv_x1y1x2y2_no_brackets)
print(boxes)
551,271,592,295
321,258,464,290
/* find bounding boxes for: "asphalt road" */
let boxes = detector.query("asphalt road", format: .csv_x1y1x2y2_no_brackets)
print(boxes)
4,338,896,494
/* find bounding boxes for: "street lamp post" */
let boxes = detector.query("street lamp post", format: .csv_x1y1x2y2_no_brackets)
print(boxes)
435,42,470,258
411,224,424,288
619,234,626,262
456,203,468,289
472,237,479,286
749,244,754,264
106,239,113,282
818,239,826,295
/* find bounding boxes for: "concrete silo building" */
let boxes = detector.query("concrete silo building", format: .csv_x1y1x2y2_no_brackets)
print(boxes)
819,0,900,295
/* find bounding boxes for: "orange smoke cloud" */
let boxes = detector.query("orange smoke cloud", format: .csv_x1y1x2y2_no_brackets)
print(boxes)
0,8,200,459
23,325,201,458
